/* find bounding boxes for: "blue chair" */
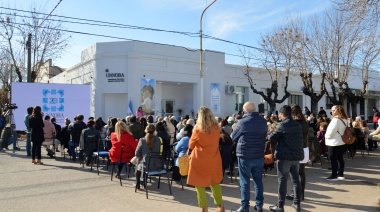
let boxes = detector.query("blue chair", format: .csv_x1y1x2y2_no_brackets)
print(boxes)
90,139,109,175
136,151,172,199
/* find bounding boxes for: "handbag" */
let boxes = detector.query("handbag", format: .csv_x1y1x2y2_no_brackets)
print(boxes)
337,118,356,145
130,156,139,166
178,149,190,176
264,142,274,165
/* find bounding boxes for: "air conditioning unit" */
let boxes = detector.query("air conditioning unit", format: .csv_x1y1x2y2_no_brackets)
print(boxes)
225,85,236,94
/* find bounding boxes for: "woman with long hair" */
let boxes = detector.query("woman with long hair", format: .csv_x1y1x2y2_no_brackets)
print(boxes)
134,124,162,190
29,106,44,165
287,104,309,200
187,107,224,212
325,105,348,181
109,121,138,178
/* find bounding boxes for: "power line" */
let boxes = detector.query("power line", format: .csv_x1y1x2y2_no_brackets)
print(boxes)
39,0,63,27
0,6,199,37
1,6,379,73
0,12,199,38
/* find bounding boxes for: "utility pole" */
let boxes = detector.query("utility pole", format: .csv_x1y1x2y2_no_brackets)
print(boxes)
199,0,217,107
27,33,32,82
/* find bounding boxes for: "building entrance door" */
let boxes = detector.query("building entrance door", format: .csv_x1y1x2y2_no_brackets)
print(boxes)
162,100,175,116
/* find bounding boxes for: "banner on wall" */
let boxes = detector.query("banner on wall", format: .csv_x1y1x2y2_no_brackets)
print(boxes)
210,83,221,115
141,78,155,115
12,82,91,130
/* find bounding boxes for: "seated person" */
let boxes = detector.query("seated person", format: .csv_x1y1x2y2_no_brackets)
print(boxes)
135,125,163,190
80,120,102,166
352,121,365,153
42,115,60,158
369,119,380,150
109,121,138,177
317,122,328,156
172,124,193,181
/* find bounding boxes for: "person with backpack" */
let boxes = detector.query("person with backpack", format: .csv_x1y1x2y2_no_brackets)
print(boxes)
325,105,348,181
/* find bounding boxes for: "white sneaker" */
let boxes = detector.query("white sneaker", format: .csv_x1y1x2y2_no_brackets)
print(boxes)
337,176,345,180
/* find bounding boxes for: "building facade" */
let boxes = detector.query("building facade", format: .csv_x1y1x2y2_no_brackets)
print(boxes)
47,41,380,121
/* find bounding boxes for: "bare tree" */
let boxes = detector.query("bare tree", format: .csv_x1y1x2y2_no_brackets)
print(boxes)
334,0,380,24
308,9,363,109
286,16,327,113
242,24,297,113
0,6,70,84
346,29,380,117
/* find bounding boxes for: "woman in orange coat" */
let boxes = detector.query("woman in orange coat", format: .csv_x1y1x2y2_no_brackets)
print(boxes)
109,121,138,178
187,107,224,212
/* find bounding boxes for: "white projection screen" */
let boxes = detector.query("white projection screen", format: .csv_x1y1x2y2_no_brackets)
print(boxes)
12,82,91,131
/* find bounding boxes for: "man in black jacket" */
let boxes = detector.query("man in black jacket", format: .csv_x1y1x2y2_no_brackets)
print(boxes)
268,105,304,212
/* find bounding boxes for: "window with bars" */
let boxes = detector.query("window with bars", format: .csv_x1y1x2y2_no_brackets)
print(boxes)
326,97,333,109
288,95,303,108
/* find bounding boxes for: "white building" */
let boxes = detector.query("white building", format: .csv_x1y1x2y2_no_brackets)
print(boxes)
48,41,380,121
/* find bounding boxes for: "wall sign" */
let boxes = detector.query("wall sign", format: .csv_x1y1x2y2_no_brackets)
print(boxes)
106,69,125,82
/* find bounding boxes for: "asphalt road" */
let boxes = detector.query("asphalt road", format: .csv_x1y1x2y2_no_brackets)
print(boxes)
0,141,379,212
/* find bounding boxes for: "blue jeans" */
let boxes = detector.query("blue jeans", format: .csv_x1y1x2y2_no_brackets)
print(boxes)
68,141,79,160
277,160,301,207
26,133,31,155
237,157,264,210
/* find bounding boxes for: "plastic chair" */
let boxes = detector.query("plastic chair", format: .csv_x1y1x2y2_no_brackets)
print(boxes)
136,151,172,199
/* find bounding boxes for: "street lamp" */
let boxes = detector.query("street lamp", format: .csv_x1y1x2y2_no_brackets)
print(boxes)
200,0,217,107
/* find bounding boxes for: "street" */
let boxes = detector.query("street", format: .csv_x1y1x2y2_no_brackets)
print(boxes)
0,141,379,212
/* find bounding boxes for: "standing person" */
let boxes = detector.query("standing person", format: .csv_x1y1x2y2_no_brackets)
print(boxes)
29,106,45,165
187,106,224,212
325,105,348,181
109,121,138,178
286,105,309,201
24,107,33,156
136,106,144,119
231,102,267,212
0,109,5,136
373,107,380,130
268,105,304,212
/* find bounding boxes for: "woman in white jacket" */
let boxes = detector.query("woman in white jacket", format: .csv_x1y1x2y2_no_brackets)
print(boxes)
325,105,348,181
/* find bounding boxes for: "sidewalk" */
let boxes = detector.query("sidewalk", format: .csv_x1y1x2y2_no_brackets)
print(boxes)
0,140,379,212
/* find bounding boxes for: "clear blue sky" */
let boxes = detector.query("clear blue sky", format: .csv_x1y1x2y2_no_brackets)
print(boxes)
16,0,331,69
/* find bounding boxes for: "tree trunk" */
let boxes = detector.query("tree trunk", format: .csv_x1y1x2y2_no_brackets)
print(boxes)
311,98,320,114
350,99,359,118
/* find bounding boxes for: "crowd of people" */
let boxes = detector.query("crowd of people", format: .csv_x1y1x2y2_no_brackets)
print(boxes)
0,104,379,212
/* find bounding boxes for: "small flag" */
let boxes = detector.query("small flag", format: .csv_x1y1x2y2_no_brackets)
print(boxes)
128,100,134,115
